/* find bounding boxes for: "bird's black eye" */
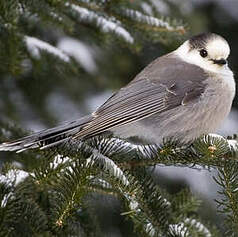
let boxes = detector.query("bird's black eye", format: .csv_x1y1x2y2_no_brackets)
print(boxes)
199,49,208,58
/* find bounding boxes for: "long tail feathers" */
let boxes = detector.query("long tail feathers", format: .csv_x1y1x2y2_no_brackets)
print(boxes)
0,115,92,153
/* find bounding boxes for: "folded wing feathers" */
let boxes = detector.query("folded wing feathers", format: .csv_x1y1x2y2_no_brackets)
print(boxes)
75,84,167,138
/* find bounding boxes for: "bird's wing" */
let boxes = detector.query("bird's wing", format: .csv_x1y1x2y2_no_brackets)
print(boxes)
76,54,207,138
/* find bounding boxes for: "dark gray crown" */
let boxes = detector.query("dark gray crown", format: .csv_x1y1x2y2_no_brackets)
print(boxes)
188,33,224,50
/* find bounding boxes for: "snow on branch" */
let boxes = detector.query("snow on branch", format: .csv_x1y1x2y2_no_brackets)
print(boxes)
68,4,134,44
207,133,238,151
50,154,70,169
0,171,30,209
184,218,212,237
0,169,29,187
0,169,29,207
24,36,70,62
169,218,211,237
57,37,97,73
169,218,212,237
25,36,99,73
89,150,130,186
124,9,185,33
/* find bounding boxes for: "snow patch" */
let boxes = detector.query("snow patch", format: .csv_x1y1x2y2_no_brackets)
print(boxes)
69,4,134,43
207,133,238,152
169,223,188,237
58,37,97,73
169,218,211,237
228,139,238,151
1,193,12,208
145,223,156,236
185,218,211,237
0,169,29,187
0,169,29,207
25,36,70,62
124,9,182,32
50,154,70,169
88,151,130,186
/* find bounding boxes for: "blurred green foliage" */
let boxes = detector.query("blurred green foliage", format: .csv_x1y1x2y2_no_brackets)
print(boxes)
0,0,238,236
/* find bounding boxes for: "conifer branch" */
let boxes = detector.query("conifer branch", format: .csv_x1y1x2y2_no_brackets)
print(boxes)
214,161,238,236
0,1,237,236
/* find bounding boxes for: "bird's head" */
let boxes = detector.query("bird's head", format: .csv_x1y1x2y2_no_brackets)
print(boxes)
176,33,231,74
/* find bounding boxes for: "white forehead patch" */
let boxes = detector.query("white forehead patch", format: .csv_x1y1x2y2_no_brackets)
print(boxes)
206,38,230,59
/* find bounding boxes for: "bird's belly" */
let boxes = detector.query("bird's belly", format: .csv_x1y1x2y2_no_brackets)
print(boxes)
149,96,232,143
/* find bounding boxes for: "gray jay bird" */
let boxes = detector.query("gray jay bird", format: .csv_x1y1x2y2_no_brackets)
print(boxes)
0,33,235,153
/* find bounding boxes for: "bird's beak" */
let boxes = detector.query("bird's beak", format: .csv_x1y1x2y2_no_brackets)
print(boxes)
212,58,227,65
